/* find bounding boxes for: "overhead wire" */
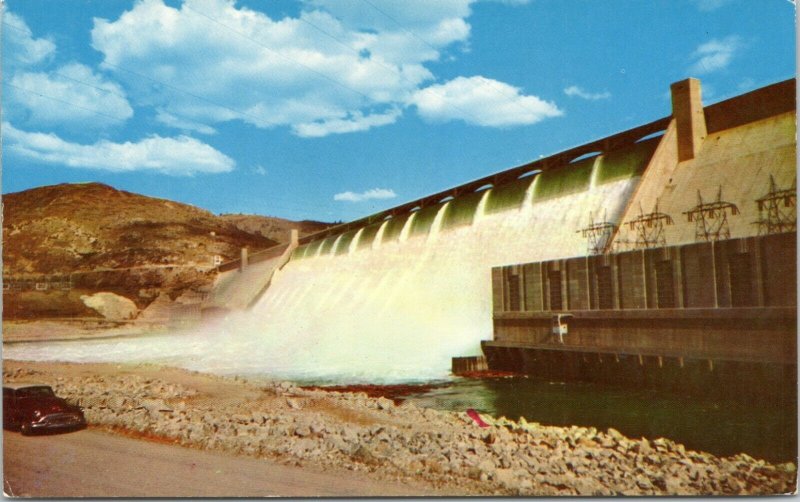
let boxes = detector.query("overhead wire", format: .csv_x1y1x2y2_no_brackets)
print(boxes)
2,19,390,221
5,4,538,130
294,12,491,126
4,82,128,122
357,0,553,120
181,4,374,104
2,85,350,216
2,19,266,129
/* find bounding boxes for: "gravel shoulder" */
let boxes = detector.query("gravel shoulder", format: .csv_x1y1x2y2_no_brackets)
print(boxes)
3,428,440,497
2,359,797,496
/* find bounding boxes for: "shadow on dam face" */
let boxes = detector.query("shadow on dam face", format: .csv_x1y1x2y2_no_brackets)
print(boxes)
5,140,660,383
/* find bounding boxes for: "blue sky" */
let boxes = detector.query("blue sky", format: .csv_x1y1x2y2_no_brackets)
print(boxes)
2,0,795,222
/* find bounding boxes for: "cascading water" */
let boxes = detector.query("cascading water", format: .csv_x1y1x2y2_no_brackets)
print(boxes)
372,220,389,250
329,233,344,255
398,212,417,242
427,202,451,243
473,189,492,223
5,139,660,384
348,228,364,254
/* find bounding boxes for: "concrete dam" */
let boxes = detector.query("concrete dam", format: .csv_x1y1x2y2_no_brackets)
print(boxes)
6,78,795,386
198,77,796,383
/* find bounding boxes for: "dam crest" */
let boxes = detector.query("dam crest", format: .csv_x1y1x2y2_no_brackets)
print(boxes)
5,78,796,386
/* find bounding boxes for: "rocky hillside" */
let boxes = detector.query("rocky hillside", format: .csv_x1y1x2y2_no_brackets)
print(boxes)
4,183,277,274
2,182,332,318
219,214,333,244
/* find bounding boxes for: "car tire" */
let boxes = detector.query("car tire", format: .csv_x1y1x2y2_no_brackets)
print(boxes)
20,422,32,436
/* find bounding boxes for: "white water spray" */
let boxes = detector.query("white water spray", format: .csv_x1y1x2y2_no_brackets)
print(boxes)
5,143,658,384
349,228,364,254
372,220,389,250
330,233,344,256
398,212,417,243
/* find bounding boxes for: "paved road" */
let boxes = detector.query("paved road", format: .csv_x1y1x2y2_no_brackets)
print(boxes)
3,428,440,497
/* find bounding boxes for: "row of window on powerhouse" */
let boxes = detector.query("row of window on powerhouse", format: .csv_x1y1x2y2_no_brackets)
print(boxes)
496,233,796,312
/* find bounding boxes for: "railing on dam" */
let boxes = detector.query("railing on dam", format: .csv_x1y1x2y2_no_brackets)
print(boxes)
214,78,796,272
217,242,290,273
294,115,672,247
215,112,670,271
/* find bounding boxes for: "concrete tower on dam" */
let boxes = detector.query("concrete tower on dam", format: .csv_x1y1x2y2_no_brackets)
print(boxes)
203,77,796,385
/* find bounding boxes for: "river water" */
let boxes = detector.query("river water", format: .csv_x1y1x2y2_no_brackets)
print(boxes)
399,376,796,464
6,330,795,464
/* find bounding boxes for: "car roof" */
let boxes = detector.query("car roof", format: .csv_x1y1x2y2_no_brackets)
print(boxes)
3,383,52,390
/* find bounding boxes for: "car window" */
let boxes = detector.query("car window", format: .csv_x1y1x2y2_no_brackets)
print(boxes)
16,387,55,398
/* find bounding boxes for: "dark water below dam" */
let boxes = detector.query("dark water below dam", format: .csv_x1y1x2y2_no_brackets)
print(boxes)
399,377,797,464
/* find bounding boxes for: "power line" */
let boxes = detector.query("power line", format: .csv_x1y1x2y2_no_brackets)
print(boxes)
6,17,377,130
44,70,129,101
180,4,525,128
4,82,128,122
5,11,524,131
182,4,374,104
357,0,552,120
4,20,252,128
295,11,491,126
100,61,270,126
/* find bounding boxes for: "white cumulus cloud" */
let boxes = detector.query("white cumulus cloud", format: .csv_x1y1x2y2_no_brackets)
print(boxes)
294,108,402,137
334,188,398,202
88,0,547,137
9,63,133,127
2,11,56,68
563,85,611,101
155,110,217,135
410,76,562,127
89,0,442,137
306,0,473,51
688,36,742,75
3,122,234,176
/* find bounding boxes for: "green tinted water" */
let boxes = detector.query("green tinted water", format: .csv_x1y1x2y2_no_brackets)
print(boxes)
357,222,384,250
405,377,797,463
292,244,309,260
381,214,412,243
533,156,595,202
443,191,486,229
485,177,533,215
318,236,336,255
334,229,359,255
303,239,324,258
410,204,446,237
596,138,659,185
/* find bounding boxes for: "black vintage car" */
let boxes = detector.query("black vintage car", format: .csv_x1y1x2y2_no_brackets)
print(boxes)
3,384,86,435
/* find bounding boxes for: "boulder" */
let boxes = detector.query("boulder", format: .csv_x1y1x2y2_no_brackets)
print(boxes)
80,292,138,320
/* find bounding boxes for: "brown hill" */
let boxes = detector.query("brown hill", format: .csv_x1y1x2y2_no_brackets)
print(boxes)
3,182,283,274
219,214,332,244
2,182,332,319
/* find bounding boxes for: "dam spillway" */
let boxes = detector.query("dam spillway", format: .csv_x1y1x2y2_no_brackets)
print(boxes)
4,78,796,385
248,139,657,381
2,139,659,383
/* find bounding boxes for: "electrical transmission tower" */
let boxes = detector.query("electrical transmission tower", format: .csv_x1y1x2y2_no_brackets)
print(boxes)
754,175,796,235
624,201,674,249
577,211,616,255
684,187,739,242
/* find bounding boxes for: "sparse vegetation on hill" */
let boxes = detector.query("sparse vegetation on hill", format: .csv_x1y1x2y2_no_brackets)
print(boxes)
2,182,333,319
3,182,280,274
219,214,332,244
